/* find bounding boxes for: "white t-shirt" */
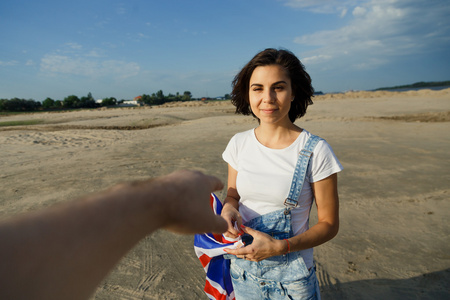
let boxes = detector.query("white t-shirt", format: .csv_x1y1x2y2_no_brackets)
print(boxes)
222,129,343,268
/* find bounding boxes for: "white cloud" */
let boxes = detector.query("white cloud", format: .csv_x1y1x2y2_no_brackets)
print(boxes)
40,54,140,79
85,49,104,57
64,42,83,50
39,42,140,79
293,0,450,70
0,60,19,66
137,33,149,39
302,54,332,65
352,6,366,16
281,0,365,14
353,57,388,70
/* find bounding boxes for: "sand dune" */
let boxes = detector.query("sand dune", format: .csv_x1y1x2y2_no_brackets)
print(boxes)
0,89,449,299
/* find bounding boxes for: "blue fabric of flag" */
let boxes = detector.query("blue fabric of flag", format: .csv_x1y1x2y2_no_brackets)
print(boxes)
194,193,241,300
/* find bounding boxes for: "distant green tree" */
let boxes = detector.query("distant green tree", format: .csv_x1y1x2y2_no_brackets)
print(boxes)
0,99,7,111
1,98,40,111
140,94,152,105
137,90,196,106
79,95,96,108
29,99,41,110
141,91,165,105
63,95,80,108
167,93,176,102
224,94,231,100
182,91,192,101
101,97,117,106
156,90,164,101
42,97,55,109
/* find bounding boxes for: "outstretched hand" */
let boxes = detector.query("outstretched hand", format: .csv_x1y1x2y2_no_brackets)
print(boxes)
159,170,228,234
223,225,287,262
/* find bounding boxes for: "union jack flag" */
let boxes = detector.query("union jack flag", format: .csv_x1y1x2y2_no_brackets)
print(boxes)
194,193,241,300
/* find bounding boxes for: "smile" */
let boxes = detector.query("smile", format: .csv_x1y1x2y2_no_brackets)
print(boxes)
261,108,278,114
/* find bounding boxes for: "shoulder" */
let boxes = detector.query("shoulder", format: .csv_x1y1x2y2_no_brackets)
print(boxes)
228,129,255,145
300,130,330,153
301,130,343,181
232,128,254,139
223,129,255,167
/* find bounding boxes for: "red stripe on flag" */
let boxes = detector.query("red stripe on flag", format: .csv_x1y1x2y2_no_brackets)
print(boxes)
204,279,229,300
209,194,215,211
198,253,211,268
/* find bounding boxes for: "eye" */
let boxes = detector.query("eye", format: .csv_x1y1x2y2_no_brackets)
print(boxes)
252,87,263,92
274,86,284,91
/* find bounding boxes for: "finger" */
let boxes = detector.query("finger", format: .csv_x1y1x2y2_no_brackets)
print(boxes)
236,219,243,230
222,219,239,237
226,219,241,235
228,227,240,236
190,211,228,234
209,215,228,234
205,174,224,192
166,215,227,235
224,246,249,256
223,231,240,239
240,225,256,235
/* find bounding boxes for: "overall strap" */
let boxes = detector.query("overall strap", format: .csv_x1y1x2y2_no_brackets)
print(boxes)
284,134,322,214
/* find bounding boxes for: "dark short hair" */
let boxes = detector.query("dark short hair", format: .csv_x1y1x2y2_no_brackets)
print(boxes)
231,48,314,122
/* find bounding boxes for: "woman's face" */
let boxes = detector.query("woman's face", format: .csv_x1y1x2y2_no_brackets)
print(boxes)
248,64,294,125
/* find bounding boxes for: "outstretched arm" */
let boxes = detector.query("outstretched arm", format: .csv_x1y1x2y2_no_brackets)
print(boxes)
0,170,227,300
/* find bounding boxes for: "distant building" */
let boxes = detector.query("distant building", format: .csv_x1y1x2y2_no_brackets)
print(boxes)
120,96,141,106
95,99,103,104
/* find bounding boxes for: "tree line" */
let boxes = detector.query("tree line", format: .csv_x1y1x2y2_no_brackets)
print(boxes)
0,90,223,112
139,90,193,106
1,92,109,112
375,80,450,91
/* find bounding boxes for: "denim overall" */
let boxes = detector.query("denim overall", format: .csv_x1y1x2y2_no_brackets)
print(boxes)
228,135,322,300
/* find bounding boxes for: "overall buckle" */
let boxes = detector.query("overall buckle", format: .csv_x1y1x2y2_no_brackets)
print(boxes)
284,198,298,214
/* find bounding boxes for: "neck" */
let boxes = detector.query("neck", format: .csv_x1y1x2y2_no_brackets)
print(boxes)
255,122,302,149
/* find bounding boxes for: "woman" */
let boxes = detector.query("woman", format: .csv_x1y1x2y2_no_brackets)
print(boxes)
222,48,343,299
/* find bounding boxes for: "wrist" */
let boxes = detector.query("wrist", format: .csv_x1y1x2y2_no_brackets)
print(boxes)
115,178,167,233
223,199,239,211
275,238,288,255
283,239,290,254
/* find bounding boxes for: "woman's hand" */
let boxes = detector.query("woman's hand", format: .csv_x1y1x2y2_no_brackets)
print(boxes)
221,202,243,239
224,226,287,262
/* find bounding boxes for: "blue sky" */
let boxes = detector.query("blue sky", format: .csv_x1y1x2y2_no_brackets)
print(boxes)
1,0,449,100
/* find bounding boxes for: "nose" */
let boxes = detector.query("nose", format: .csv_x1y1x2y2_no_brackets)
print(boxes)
262,89,275,103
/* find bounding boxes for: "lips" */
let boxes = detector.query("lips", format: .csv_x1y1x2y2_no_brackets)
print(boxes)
261,108,278,114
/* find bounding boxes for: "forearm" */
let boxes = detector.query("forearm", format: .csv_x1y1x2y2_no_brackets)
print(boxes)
286,174,340,253
0,178,167,300
287,221,339,253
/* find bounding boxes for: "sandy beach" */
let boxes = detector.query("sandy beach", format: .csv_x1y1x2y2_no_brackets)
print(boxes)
1,89,449,299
